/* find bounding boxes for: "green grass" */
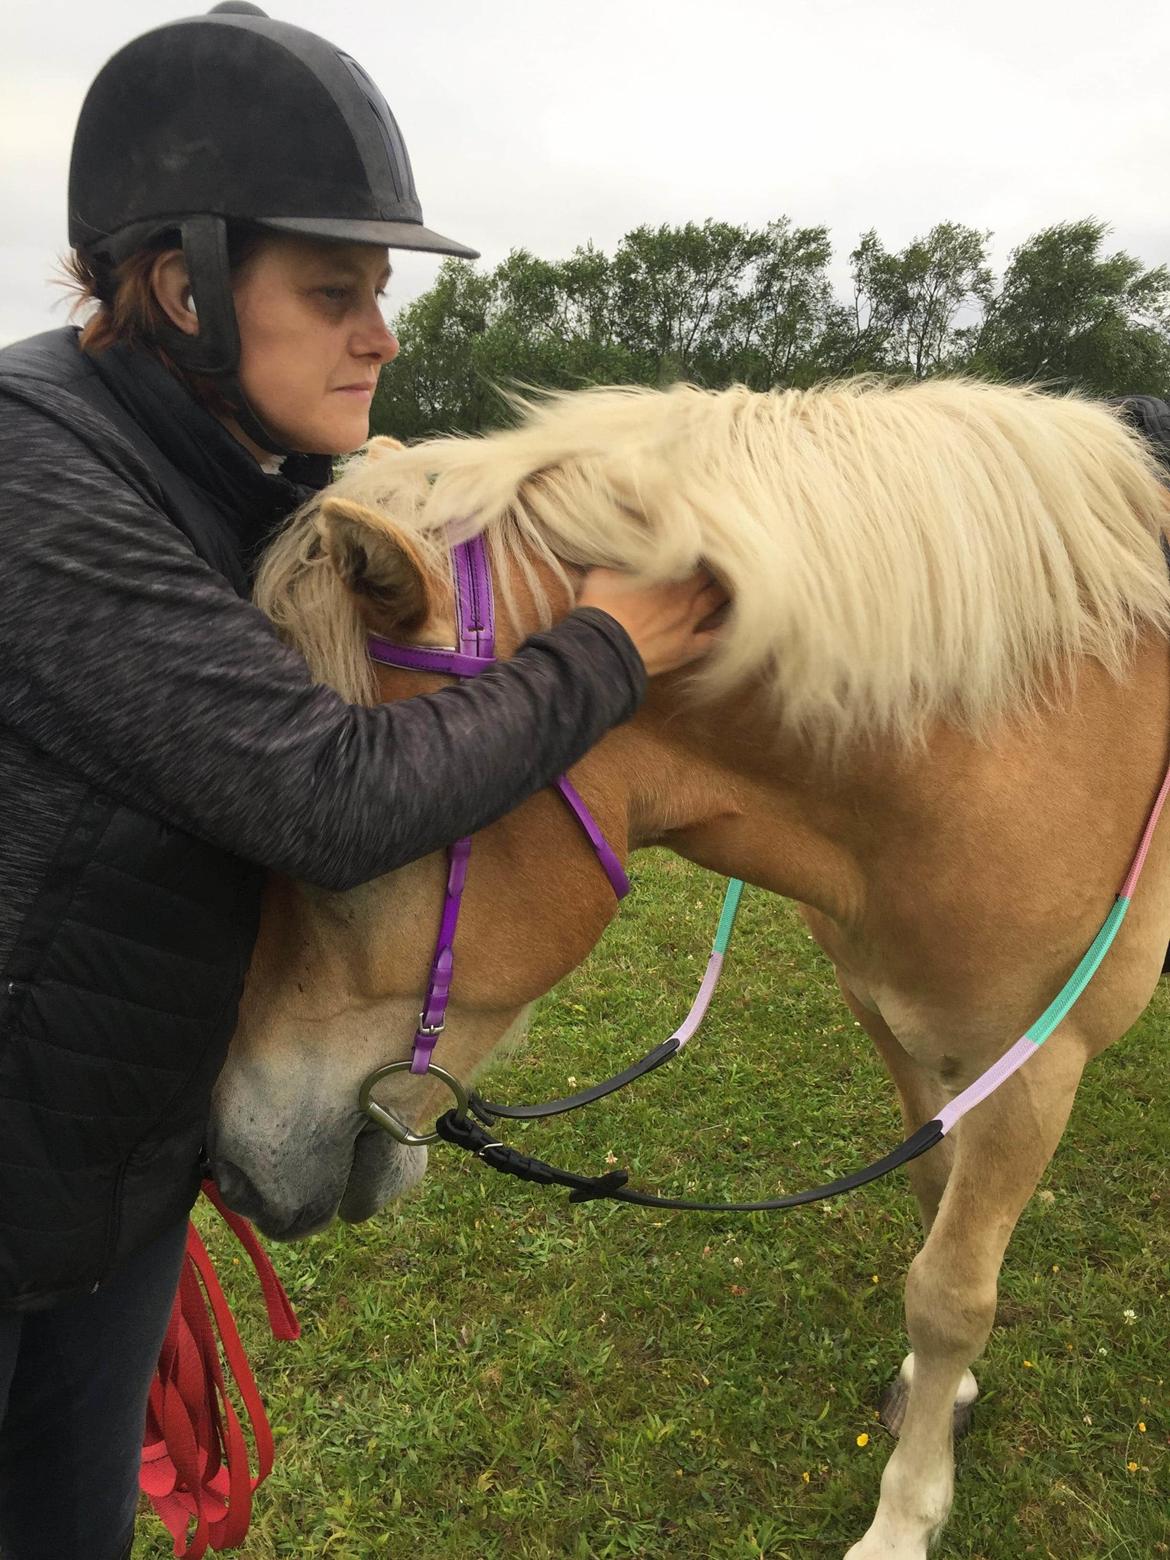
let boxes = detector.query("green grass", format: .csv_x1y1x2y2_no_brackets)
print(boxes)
139,853,1169,1559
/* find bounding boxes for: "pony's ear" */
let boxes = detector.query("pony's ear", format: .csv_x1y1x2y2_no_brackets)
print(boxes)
363,435,406,460
316,496,433,635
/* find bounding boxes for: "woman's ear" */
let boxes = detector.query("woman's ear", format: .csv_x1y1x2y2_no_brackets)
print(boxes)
317,496,434,635
150,250,200,336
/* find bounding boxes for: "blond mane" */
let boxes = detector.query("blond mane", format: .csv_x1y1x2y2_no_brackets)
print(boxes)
256,377,1170,748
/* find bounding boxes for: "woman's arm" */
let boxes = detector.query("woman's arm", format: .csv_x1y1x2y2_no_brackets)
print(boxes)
0,395,647,891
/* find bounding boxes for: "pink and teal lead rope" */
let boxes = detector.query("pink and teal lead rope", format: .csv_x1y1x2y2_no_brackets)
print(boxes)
935,758,1170,1136
704,751,1170,1152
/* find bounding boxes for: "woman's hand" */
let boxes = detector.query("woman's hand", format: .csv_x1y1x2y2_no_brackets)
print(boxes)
577,567,728,676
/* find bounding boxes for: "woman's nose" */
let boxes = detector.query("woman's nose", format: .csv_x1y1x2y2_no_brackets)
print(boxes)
354,311,399,365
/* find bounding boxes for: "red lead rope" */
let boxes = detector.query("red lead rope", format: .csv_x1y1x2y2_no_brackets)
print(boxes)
140,1180,300,1558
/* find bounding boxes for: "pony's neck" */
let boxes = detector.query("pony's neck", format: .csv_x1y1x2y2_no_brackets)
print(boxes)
612,682,876,928
612,636,1170,1012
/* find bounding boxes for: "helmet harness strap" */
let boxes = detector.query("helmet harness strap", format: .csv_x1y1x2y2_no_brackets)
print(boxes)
163,217,299,459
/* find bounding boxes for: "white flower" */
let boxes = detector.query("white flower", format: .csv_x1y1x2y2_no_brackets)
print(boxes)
1123,1308,1137,1325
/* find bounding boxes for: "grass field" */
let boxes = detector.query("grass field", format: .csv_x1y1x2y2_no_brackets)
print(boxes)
141,852,1169,1559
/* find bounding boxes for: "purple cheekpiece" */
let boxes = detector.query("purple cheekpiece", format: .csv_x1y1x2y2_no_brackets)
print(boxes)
367,535,630,1074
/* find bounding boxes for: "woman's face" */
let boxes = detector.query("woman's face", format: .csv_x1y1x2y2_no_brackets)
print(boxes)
230,234,400,457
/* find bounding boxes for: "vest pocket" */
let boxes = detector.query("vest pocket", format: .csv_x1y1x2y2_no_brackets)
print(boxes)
0,979,31,1038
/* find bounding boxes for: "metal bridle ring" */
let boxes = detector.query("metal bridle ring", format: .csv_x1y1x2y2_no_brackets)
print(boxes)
358,1060,470,1147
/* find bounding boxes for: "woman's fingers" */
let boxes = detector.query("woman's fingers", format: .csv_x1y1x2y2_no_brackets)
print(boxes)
575,566,729,677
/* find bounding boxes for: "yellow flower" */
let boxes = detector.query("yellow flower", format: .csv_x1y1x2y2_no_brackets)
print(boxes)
1127,1461,1139,1473
1138,1422,1147,1433
856,1433,870,1448
801,1471,810,1484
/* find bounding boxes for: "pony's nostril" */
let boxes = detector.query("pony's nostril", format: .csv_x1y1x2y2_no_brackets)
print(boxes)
209,1159,265,1220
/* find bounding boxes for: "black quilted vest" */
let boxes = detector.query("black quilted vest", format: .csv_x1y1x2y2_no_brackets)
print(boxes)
0,330,327,1310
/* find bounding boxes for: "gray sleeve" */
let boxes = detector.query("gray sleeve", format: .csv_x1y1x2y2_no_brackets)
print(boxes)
0,395,645,891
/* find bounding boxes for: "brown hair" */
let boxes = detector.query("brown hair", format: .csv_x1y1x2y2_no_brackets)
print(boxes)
60,226,268,416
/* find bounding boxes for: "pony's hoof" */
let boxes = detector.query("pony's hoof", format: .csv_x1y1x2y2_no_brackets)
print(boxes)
951,1392,977,1440
878,1356,978,1440
878,1370,911,1438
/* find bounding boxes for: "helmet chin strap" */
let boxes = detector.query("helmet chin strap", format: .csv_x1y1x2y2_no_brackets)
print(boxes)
156,215,301,460
224,397,300,463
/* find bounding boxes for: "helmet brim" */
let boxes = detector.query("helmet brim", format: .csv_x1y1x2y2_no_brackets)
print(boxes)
256,215,479,260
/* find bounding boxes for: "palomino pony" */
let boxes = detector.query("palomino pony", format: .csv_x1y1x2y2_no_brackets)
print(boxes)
210,377,1170,1559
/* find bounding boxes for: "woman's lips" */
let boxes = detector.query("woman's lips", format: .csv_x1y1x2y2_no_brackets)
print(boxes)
334,384,375,398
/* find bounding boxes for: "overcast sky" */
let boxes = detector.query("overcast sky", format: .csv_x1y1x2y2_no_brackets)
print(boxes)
3,0,1168,346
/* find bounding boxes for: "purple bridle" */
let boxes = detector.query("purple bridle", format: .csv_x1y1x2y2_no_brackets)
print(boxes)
366,536,630,1080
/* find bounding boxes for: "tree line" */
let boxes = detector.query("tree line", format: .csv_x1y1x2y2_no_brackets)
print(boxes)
370,217,1170,439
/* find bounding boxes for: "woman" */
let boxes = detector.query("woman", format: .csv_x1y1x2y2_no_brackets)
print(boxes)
0,7,722,1556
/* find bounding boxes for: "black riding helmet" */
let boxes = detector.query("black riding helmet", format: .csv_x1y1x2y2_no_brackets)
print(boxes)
68,1,478,455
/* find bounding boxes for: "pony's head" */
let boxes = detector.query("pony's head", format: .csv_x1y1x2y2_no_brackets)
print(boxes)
209,441,638,1238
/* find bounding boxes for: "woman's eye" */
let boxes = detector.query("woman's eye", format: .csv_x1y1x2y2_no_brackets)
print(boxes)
315,284,390,309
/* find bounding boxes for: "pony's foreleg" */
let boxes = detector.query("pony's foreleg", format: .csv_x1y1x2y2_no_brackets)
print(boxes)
844,1035,1087,1560
837,984,974,1441
837,981,955,1235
